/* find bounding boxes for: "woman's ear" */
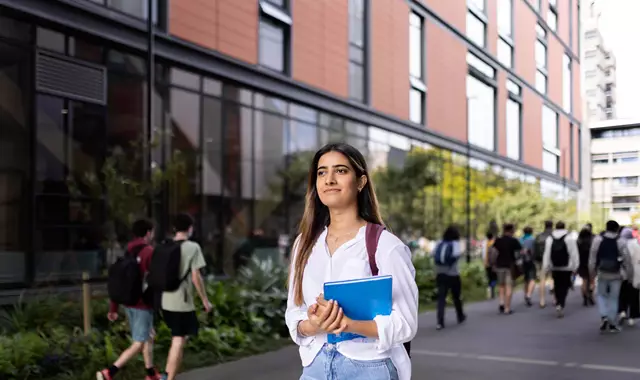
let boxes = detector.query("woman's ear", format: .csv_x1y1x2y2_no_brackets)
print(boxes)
357,175,368,192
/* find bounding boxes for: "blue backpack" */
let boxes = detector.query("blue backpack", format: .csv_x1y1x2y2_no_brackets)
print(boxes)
434,241,457,266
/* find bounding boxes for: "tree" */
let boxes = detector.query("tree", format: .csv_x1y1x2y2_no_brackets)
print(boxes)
67,131,186,251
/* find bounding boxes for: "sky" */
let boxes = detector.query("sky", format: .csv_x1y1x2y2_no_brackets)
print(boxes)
598,0,640,120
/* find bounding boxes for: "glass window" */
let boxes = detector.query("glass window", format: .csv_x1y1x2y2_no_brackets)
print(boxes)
467,53,495,78
506,98,520,160
410,88,424,124
547,8,558,31
562,54,572,112
37,28,66,53
498,0,512,36
536,23,546,39
107,0,158,22
543,150,559,174
349,62,365,102
170,68,200,91
535,40,547,69
0,15,32,42
542,105,558,148
202,97,223,197
409,12,423,80
349,0,366,102
467,75,495,151
536,70,547,94
169,88,201,218
0,41,30,283
497,38,512,68
466,12,486,48
467,0,485,12
506,79,521,95
259,18,286,72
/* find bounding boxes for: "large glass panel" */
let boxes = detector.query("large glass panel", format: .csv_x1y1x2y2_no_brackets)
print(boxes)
497,38,512,68
201,96,224,274
107,0,158,22
536,70,547,94
467,75,495,151
35,96,107,282
349,62,365,102
535,40,547,69
410,88,423,124
542,105,558,148
253,109,288,262
169,88,201,232
349,0,365,47
0,41,30,283
498,0,512,36
563,54,572,112
0,15,32,42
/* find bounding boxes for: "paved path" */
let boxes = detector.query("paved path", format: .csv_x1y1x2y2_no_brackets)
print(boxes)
180,291,640,379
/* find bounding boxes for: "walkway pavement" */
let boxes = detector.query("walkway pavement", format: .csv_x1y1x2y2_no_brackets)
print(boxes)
180,290,640,379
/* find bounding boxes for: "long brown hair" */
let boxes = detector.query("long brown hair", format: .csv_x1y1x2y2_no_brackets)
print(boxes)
291,143,384,306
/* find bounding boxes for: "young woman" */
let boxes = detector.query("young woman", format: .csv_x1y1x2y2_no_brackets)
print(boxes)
285,143,418,380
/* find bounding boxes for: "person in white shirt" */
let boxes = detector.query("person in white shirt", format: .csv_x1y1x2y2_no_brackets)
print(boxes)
542,221,579,318
285,142,419,380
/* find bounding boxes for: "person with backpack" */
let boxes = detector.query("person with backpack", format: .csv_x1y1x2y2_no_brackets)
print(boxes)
589,220,631,333
541,221,579,318
433,226,466,330
151,213,211,380
533,220,554,308
490,223,522,315
285,143,418,380
520,226,537,307
98,219,161,380
577,226,595,306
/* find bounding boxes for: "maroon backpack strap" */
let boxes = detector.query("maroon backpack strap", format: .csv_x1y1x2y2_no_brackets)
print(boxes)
365,223,386,276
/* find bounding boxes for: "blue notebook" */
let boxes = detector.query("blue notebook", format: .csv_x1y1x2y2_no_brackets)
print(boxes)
323,275,393,344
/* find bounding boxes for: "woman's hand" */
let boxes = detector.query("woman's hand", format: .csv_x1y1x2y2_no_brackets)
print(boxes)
314,294,351,334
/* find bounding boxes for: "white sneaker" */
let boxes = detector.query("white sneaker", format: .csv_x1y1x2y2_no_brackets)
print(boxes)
628,318,635,327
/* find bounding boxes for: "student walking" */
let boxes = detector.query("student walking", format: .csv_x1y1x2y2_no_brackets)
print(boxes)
490,223,522,314
542,221,579,318
520,227,537,307
617,227,639,326
98,219,161,380
285,143,418,380
482,232,497,299
433,226,466,330
589,220,631,333
577,226,595,306
533,221,554,308
152,214,211,380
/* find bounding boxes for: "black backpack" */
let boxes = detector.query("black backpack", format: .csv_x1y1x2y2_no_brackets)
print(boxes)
434,242,457,266
107,244,146,306
550,234,569,267
147,240,188,293
597,236,621,273
533,232,549,262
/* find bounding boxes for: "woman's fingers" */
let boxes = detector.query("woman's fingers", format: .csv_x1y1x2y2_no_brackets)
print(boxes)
320,300,341,330
317,300,335,326
326,307,344,332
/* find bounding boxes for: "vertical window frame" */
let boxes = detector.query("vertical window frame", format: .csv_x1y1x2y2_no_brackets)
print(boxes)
466,0,487,49
535,22,548,95
258,0,292,75
506,79,522,161
348,0,369,104
409,11,426,125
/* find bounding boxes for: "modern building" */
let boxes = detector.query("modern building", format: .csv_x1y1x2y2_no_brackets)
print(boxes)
580,0,616,121
578,0,617,217
590,119,640,225
0,0,582,291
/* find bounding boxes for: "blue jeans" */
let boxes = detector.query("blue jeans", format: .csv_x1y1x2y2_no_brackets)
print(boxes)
596,278,622,322
125,307,154,342
301,344,398,380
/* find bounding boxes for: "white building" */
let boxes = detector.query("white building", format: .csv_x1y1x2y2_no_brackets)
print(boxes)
590,120,640,225
578,0,618,217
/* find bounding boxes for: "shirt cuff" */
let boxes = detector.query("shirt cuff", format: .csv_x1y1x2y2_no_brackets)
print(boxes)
373,314,393,352
287,311,315,347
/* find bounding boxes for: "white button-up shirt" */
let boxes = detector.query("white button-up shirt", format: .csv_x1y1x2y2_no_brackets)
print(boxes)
285,226,419,380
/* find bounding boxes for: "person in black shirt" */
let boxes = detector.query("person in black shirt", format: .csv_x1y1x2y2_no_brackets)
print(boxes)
492,223,522,314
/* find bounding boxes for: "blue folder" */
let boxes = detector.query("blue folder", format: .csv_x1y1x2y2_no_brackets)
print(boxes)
323,275,393,344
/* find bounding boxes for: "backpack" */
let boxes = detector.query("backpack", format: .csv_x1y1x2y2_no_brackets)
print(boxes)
550,234,569,267
434,242,457,266
533,232,549,262
365,223,412,358
596,236,621,273
107,244,146,306
147,240,188,293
